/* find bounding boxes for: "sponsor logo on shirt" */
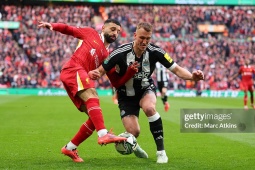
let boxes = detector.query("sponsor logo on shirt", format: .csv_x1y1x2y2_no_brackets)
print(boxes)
134,71,150,79
164,53,173,63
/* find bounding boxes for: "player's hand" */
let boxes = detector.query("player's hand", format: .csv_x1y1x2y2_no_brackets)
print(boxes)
192,70,204,81
38,21,53,30
88,70,100,80
129,61,139,73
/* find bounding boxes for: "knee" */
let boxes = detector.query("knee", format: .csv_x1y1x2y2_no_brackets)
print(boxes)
143,106,156,116
132,130,140,138
127,129,140,138
78,88,98,101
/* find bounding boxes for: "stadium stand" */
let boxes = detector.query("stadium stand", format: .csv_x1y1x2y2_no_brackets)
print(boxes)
0,4,255,90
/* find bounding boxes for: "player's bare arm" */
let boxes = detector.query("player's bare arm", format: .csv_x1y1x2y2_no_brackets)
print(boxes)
192,70,204,81
88,65,106,80
171,65,204,81
229,73,239,81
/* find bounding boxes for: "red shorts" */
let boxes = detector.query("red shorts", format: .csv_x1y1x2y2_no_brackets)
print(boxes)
60,65,95,111
240,81,254,91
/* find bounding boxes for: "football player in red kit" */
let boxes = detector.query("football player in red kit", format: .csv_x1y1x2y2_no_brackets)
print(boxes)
231,59,255,110
38,19,131,162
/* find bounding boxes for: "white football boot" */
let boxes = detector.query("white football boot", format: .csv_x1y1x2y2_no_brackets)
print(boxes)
156,150,168,163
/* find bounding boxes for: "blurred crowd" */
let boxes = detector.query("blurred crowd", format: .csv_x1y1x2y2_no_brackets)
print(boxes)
0,4,255,90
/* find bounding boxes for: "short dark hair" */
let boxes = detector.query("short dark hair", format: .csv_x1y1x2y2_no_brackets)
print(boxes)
104,19,121,27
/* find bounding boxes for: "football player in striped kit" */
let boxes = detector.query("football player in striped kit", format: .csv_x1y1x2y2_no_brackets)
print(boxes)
155,62,170,112
89,22,204,163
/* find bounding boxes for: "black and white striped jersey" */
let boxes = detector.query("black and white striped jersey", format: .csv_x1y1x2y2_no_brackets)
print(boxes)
155,62,169,82
102,42,176,96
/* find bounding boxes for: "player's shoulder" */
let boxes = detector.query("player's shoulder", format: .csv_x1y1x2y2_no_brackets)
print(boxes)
118,42,132,49
147,43,165,54
110,42,133,56
78,26,97,33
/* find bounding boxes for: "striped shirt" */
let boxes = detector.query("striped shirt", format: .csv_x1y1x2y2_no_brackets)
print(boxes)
102,42,176,96
155,62,169,82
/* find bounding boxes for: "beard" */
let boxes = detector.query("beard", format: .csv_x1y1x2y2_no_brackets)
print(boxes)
104,33,116,43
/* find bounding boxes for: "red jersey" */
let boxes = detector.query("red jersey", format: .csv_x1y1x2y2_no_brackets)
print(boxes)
52,23,109,72
239,65,255,82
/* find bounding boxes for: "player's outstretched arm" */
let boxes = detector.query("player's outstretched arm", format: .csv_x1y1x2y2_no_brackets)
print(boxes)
38,21,76,36
171,65,204,81
229,73,239,82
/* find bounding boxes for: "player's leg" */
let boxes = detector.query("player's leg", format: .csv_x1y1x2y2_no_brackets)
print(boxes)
248,85,254,109
112,87,118,104
241,83,248,109
162,82,170,112
61,117,95,162
140,88,168,163
60,68,126,152
158,81,170,112
157,81,164,105
119,97,148,158
244,90,248,110
77,87,126,145
65,105,95,149
59,74,90,162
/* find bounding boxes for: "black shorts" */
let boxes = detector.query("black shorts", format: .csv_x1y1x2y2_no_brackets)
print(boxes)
117,84,156,119
157,81,169,93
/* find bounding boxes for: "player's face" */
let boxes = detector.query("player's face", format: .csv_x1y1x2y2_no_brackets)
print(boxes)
102,23,121,43
134,28,152,52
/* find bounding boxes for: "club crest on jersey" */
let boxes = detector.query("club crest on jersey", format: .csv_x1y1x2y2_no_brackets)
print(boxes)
164,53,173,63
90,49,96,56
142,59,149,66
86,78,90,84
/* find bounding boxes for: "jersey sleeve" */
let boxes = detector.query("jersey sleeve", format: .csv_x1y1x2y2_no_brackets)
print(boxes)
52,23,95,40
102,49,121,72
153,47,177,71
106,67,136,88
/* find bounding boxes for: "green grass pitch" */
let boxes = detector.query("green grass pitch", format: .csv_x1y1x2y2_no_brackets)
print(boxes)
0,95,255,170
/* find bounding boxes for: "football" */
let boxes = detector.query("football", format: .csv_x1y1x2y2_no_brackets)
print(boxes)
114,132,137,155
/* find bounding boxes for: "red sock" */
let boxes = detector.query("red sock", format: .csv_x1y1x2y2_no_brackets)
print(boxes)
85,98,106,132
71,119,95,146
244,94,248,106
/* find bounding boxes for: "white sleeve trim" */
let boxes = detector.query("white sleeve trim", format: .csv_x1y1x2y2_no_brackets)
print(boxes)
168,62,177,71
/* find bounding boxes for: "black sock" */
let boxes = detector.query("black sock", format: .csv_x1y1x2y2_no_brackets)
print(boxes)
149,117,164,151
161,96,167,104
